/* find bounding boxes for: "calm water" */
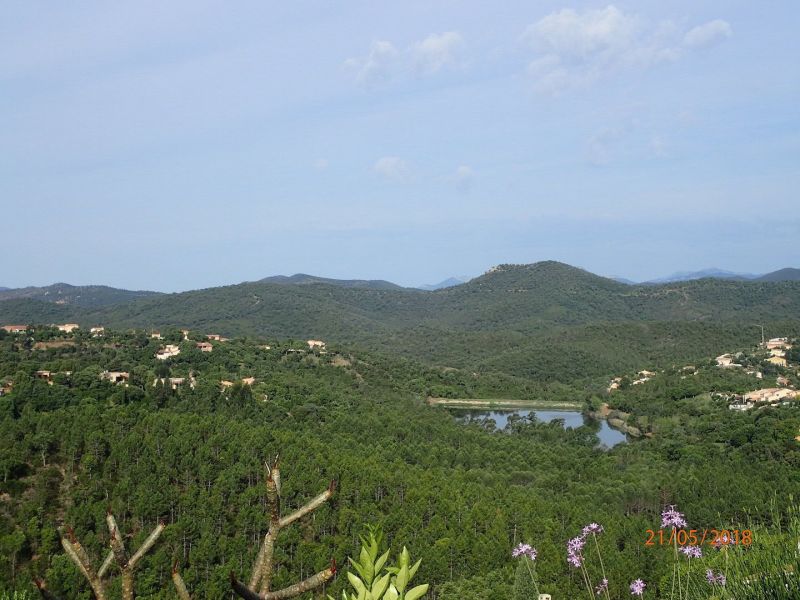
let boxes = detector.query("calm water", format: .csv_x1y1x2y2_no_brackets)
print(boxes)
451,408,628,447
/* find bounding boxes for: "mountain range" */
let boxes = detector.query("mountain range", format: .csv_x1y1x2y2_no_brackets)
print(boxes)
2,261,799,381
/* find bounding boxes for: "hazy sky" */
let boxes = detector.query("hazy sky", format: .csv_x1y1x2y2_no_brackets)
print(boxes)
2,1,798,291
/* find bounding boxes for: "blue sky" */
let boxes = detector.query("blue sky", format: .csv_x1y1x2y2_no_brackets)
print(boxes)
2,1,798,291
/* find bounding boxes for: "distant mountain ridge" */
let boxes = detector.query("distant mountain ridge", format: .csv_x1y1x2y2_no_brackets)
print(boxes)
258,273,404,290
0,283,161,308
3,260,800,380
643,267,799,284
755,268,800,282
417,277,470,291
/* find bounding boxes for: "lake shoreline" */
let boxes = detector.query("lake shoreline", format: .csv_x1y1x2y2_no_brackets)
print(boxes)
426,397,584,410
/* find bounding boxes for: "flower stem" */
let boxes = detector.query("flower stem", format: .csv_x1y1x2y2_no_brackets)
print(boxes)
591,533,611,600
524,557,541,598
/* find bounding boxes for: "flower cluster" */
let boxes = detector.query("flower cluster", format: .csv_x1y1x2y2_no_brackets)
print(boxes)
511,542,537,560
679,545,702,559
712,532,734,549
567,522,604,569
661,505,688,529
567,534,587,568
706,569,726,586
629,578,646,596
582,523,604,536
594,577,608,596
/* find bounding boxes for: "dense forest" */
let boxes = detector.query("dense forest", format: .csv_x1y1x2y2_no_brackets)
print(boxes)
1,316,799,598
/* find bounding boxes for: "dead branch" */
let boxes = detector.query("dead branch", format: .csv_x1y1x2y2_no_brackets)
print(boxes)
48,515,164,600
234,457,337,599
172,563,192,600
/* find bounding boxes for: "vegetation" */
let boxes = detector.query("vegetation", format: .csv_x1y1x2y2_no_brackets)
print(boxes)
1,264,799,598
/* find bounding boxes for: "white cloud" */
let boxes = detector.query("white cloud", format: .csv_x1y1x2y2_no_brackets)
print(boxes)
412,32,464,75
453,165,474,191
683,19,732,49
522,6,731,94
344,40,398,87
346,32,464,86
374,156,409,181
524,6,638,61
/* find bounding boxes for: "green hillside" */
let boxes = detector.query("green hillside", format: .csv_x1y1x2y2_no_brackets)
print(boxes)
2,262,799,382
0,283,161,308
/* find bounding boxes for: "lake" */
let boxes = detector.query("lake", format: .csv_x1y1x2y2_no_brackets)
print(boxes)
451,408,628,447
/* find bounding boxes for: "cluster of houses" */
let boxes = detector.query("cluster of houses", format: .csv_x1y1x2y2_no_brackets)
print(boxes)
607,370,658,392
1,326,328,400
715,337,795,371
729,387,799,411
2,323,80,334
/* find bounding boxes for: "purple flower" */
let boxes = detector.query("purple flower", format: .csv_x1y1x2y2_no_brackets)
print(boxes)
712,532,734,549
512,542,537,560
680,545,702,559
567,535,586,569
706,569,726,586
661,505,687,529
582,522,604,536
630,578,646,596
595,577,609,596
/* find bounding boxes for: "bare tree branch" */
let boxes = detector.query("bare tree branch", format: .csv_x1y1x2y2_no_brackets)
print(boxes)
279,481,336,528
60,534,106,600
128,521,165,568
172,564,192,600
106,512,129,568
233,562,336,600
234,458,337,599
97,550,114,579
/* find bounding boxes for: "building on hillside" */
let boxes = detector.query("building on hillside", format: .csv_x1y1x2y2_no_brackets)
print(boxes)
206,334,229,342
101,371,130,384
90,326,105,337
220,380,234,390
153,377,186,390
155,345,181,360
746,369,764,379
766,337,789,350
770,348,786,357
34,370,52,383
181,329,190,340
744,387,797,405
777,376,791,387
196,342,213,352
2,325,27,334
55,323,80,333
768,356,788,368
607,377,622,392
716,354,742,368
241,377,256,386
307,339,326,350
150,331,163,340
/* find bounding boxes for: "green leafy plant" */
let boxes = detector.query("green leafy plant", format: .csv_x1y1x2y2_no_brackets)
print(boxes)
335,527,428,600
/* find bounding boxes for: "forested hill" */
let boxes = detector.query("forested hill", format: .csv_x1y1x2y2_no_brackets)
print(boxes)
0,282,160,307
2,261,799,379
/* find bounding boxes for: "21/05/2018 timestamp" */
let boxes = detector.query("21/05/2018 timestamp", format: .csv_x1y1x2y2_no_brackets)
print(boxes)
645,528,752,547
